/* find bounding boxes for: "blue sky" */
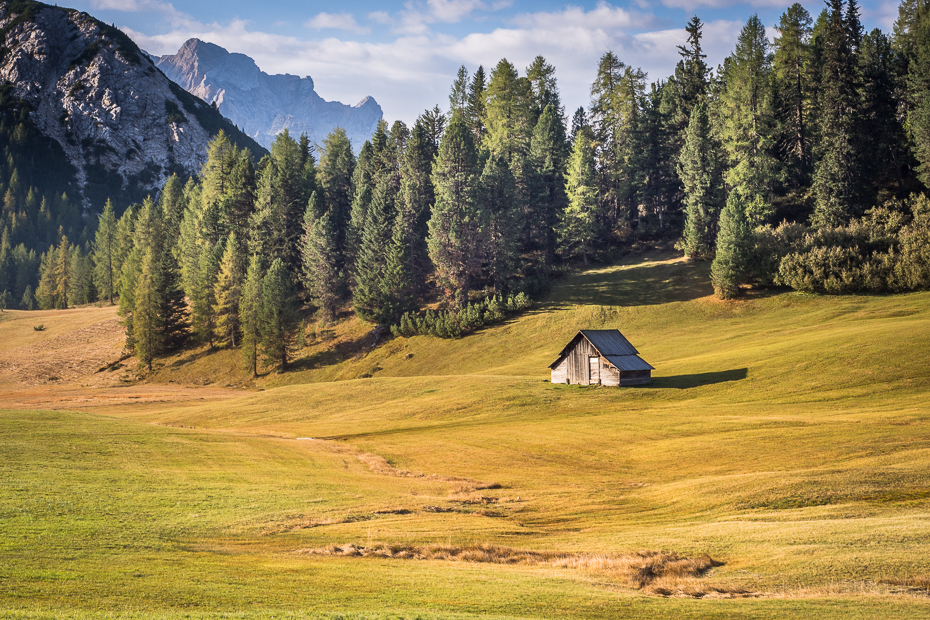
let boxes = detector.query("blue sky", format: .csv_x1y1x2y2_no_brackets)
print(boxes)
71,1,901,126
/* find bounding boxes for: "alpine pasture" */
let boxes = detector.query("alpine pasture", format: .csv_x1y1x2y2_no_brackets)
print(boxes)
2,253,929,619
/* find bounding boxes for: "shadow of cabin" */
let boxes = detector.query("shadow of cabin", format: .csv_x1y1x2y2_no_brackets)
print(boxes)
549,330,654,387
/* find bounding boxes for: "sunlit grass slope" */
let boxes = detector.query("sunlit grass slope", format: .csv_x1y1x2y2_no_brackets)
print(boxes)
3,252,930,618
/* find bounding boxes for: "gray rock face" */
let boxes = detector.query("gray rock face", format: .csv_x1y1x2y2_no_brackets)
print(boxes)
0,3,243,205
156,39,383,152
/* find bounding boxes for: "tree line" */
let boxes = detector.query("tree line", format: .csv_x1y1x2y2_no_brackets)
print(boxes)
2,0,930,369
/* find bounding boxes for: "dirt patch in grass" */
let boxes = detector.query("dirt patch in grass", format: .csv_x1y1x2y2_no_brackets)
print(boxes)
0,313,127,388
298,542,748,597
0,384,243,410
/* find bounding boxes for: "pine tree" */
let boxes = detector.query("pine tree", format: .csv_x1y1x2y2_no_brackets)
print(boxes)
300,192,340,322
717,14,780,223
420,105,447,151
559,131,601,264
240,254,264,377
859,28,907,194
711,192,753,299
260,258,298,372
427,112,481,307
158,173,187,241
213,232,245,347
677,101,724,260
93,199,118,304
380,215,415,324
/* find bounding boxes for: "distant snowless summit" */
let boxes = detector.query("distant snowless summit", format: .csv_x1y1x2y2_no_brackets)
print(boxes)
155,39,383,152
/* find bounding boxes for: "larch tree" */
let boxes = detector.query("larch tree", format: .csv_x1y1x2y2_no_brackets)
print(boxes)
133,249,161,371
93,199,117,304
240,254,264,377
213,231,245,347
717,14,780,224
558,131,601,265
478,153,521,292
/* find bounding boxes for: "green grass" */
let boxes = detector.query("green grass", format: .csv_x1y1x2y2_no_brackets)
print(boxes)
3,253,930,618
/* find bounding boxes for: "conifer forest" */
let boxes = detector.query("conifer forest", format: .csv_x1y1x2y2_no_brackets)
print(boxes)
2,0,930,373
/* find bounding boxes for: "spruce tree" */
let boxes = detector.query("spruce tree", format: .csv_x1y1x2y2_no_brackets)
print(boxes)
466,66,486,146
907,13,930,186
677,101,724,261
397,121,435,297
158,174,187,241
113,206,135,296
479,153,521,292
529,104,569,265
260,258,298,372
558,131,601,264
812,0,864,227
300,193,340,323
240,254,264,377
158,250,189,353
380,215,415,324
316,127,356,268
353,173,397,324
711,192,753,299
427,112,481,307
93,199,117,304
773,4,814,190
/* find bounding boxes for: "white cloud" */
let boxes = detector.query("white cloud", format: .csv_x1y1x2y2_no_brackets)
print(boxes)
305,12,371,35
660,0,790,8
121,3,744,128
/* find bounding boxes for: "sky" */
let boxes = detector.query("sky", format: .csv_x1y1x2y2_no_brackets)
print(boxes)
69,0,901,125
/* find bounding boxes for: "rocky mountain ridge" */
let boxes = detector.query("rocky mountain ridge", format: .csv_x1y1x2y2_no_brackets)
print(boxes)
0,0,264,209
155,39,382,152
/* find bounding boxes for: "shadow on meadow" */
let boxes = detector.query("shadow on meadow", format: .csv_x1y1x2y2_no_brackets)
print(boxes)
548,255,713,307
646,368,749,389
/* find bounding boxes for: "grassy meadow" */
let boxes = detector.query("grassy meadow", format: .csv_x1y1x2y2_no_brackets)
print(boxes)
2,253,930,618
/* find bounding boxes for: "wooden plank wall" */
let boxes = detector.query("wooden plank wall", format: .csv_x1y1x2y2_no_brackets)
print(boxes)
565,338,599,385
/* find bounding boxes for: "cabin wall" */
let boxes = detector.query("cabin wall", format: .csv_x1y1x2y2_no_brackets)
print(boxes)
619,370,652,386
551,359,568,384
601,365,620,387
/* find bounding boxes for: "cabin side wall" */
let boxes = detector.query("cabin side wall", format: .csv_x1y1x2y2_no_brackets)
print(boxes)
551,359,568,384
619,370,652,386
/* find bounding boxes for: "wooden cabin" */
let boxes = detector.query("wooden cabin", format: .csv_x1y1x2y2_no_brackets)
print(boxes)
549,330,653,386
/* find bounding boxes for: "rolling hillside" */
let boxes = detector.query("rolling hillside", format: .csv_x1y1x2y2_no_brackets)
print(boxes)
1,252,930,619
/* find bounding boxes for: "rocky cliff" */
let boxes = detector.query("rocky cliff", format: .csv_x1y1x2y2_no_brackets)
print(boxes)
0,1,265,209
156,39,382,152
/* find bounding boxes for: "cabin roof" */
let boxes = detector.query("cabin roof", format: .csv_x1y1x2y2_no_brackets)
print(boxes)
548,329,655,371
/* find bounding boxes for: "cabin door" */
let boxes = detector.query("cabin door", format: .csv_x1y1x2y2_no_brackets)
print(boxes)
589,356,600,385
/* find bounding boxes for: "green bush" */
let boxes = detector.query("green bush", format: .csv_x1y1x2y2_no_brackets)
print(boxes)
391,292,535,340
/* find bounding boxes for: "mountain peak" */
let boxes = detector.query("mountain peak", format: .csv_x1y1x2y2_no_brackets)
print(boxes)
156,40,382,151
